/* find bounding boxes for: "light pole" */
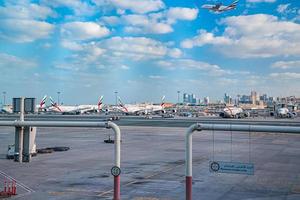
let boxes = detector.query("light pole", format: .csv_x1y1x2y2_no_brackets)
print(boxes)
57,91,61,105
3,91,6,105
114,91,118,106
177,91,180,104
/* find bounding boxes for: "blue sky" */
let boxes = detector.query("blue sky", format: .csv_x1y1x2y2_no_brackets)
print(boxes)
0,0,300,104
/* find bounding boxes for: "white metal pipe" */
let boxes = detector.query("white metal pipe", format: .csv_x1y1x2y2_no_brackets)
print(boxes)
200,123,300,133
185,123,300,200
0,120,121,199
185,123,300,177
0,121,108,127
0,121,121,165
185,124,201,177
107,121,121,168
20,97,24,121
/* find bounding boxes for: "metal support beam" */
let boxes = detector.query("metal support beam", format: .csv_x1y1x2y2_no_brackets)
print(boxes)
18,97,24,163
185,123,300,200
0,120,121,200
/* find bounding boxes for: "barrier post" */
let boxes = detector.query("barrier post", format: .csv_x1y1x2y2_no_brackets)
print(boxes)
185,123,201,200
107,122,121,200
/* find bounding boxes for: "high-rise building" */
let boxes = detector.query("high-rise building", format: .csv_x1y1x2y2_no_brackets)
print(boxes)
204,96,210,104
251,91,258,105
224,93,232,104
183,93,197,104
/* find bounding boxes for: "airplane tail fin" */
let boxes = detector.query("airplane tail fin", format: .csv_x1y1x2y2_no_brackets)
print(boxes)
118,97,128,112
39,95,47,108
160,95,166,108
118,97,124,107
97,96,104,110
49,96,62,112
49,96,56,106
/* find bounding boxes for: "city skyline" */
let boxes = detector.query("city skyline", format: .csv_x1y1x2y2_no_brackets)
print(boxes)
1,89,298,105
0,0,300,104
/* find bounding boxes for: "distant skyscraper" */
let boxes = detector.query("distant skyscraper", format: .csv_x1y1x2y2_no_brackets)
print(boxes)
183,93,197,104
204,96,210,104
224,93,231,104
251,91,257,105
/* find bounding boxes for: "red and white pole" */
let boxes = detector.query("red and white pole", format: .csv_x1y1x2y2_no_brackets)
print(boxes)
114,175,120,200
185,124,201,200
4,178,7,193
108,122,121,200
13,180,16,195
186,176,192,200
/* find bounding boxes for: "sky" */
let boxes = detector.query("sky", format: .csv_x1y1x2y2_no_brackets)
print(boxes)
0,0,300,104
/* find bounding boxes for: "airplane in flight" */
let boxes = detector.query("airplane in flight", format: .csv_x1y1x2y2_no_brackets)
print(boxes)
47,96,104,114
219,106,250,118
201,0,239,13
116,96,166,115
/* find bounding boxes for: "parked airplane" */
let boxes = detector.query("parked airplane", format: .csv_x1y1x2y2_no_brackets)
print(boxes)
270,104,297,118
117,96,166,115
219,106,250,118
48,96,104,114
1,105,13,113
202,0,239,13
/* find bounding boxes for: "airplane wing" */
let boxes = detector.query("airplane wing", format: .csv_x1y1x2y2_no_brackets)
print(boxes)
231,0,239,5
222,0,238,10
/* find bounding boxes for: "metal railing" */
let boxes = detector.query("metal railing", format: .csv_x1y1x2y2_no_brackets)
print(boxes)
0,97,123,199
185,123,300,200
0,120,121,200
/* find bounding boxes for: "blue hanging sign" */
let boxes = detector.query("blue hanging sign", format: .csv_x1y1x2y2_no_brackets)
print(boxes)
210,161,254,175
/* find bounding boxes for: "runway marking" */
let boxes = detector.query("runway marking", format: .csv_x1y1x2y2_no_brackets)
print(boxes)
97,162,185,197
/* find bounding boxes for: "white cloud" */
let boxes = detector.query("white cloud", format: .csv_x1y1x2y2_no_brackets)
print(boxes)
181,14,300,58
61,40,83,51
167,7,198,22
272,61,300,69
270,72,300,79
101,7,198,35
157,58,227,76
216,78,239,85
0,2,55,43
101,16,121,25
168,48,182,58
181,29,232,48
247,0,276,3
120,65,130,70
59,36,181,71
0,19,54,42
122,14,173,34
0,3,55,20
0,53,37,68
277,4,290,14
41,0,96,17
58,40,106,71
93,0,165,14
149,75,164,79
61,22,110,40
101,37,169,60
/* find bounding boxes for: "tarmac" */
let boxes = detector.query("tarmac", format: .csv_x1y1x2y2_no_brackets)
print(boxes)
1,114,300,127
0,123,300,199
